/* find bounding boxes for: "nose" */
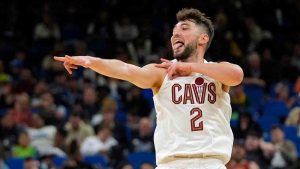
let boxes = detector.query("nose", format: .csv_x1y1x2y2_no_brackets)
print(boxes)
171,31,181,42
172,30,181,37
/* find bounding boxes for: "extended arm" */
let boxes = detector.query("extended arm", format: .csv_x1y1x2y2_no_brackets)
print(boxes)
54,56,165,91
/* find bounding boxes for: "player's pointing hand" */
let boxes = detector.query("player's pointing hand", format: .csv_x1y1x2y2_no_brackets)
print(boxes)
167,62,192,80
155,58,192,80
155,58,172,69
54,55,92,74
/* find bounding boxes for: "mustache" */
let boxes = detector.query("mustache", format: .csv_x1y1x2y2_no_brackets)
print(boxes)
173,40,197,61
172,34,182,39
171,34,183,43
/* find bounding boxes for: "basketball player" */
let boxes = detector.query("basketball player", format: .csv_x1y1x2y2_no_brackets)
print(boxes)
54,8,243,169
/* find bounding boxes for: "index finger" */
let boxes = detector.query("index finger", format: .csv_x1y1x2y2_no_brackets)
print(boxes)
54,56,66,62
154,62,172,69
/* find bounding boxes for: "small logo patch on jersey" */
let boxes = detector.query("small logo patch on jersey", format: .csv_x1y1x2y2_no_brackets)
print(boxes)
195,77,204,85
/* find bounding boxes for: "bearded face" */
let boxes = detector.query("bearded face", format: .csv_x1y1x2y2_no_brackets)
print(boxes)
171,20,204,61
173,39,198,61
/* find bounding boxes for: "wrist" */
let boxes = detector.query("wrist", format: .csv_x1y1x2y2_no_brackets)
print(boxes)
87,56,98,68
189,63,200,73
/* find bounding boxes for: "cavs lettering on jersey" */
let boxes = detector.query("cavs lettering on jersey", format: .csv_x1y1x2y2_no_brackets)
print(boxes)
153,60,233,165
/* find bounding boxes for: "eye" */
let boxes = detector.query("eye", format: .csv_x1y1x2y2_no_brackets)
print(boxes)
182,26,188,30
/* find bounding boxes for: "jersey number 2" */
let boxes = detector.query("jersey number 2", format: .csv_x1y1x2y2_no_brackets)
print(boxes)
190,108,203,131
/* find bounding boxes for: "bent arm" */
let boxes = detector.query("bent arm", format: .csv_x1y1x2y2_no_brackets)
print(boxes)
190,62,244,86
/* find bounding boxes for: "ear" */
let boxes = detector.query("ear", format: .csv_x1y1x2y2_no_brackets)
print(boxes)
198,34,209,45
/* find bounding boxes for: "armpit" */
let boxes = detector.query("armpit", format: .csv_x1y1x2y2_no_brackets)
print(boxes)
222,84,230,93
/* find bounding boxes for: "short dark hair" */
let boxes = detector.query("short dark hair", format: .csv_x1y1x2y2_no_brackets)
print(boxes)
176,8,214,49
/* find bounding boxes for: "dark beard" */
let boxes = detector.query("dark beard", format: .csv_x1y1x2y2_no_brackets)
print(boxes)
173,41,197,61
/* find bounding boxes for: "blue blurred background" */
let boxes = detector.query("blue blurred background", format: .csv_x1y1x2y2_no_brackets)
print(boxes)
0,0,300,169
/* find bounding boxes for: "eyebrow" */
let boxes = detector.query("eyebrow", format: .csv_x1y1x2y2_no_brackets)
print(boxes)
180,23,190,26
173,22,190,31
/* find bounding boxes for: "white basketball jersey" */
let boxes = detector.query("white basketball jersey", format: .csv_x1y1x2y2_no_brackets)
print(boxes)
153,60,233,165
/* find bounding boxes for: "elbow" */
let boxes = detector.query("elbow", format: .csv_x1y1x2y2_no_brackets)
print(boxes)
232,65,244,86
228,65,244,86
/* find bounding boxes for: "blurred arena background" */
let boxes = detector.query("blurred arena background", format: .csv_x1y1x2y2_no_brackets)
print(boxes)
0,0,300,169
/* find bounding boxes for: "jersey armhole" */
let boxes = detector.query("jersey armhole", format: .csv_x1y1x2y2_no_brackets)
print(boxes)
222,84,230,93
153,73,168,95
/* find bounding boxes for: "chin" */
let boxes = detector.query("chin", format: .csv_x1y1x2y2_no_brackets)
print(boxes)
173,54,181,60
173,51,183,58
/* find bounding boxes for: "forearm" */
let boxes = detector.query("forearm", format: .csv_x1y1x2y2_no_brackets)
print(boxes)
87,56,133,81
190,62,243,86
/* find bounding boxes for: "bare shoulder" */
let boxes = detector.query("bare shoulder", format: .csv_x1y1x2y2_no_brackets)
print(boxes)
142,63,167,75
142,63,167,93
143,63,166,71
218,61,232,64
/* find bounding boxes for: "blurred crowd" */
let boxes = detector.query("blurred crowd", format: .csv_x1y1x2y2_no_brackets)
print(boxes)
0,0,300,169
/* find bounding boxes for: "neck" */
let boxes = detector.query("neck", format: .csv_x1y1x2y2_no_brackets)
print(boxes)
180,47,205,63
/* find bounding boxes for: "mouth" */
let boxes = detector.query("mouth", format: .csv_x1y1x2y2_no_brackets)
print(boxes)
173,40,185,51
